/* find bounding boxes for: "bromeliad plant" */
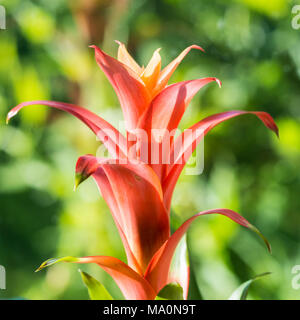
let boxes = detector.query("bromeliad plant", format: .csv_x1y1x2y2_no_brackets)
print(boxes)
7,42,278,300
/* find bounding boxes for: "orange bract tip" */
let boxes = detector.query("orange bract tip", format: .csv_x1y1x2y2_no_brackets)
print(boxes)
190,44,205,53
116,41,142,75
141,48,162,92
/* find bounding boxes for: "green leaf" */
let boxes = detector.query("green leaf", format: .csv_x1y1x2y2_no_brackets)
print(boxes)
248,224,272,254
35,256,79,272
228,272,271,300
170,234,189,277
155,282,184,300
168,234,190,299
187,256,203,300
79,269,113,300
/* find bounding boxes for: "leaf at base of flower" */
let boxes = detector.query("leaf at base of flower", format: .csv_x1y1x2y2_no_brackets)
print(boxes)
168,234,190,300
79,269,113,300
155,282,184,300
228,272,271,300
35,255,156,300
145,209,271,294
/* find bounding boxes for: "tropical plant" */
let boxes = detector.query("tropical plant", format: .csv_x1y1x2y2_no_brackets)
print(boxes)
7,42,278,300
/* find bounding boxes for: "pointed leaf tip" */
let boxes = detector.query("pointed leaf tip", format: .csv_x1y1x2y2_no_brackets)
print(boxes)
248,224,272,254
6,109,18,124
228,272,271,300
79,269,113,300
74,172,87,190
253,111,279,138
191,44,205,53
35,256,78,272
75,155,100,190
35,258,58,272
215,78,222,88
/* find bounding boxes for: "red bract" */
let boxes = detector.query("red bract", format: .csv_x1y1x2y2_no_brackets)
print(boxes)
7,42,278,300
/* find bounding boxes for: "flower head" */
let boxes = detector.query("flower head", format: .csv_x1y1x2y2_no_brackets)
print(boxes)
7,42,278,300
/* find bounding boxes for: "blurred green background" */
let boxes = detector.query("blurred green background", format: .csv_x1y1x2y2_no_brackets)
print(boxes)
0,0,300,300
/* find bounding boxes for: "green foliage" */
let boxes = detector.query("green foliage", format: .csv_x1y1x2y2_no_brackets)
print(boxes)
155,283,184,300
228,272,271,300
79,270,113,300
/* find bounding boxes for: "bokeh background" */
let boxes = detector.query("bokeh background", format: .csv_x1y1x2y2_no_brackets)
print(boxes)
0,0,300,300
